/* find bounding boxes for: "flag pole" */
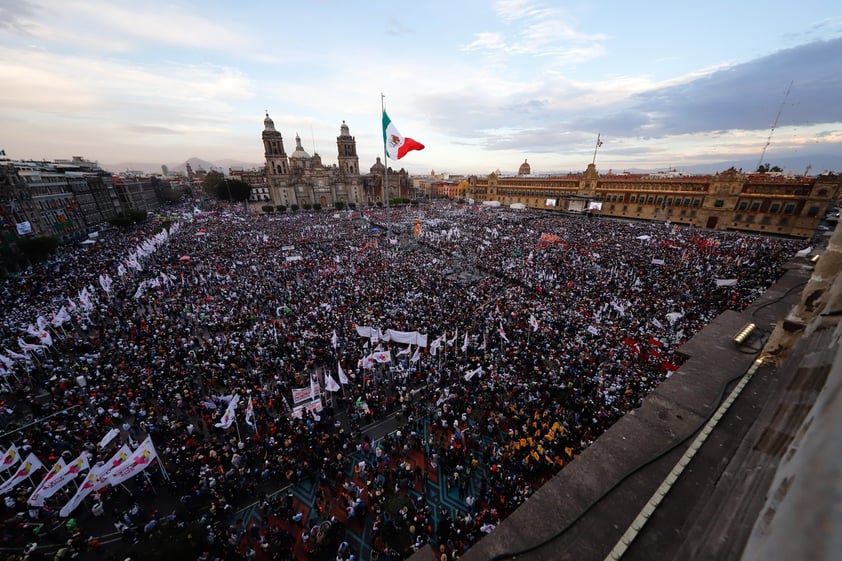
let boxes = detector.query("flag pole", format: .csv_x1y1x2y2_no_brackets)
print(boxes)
381,93,390,237
592,133,601,165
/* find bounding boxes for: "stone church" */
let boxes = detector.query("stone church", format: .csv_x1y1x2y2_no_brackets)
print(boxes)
261,112,413,208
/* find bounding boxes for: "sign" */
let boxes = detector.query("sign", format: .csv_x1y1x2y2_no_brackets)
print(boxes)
15,221,32,235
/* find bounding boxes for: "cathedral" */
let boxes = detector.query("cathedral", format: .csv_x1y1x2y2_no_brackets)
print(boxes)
261,113,413,208
262,112,364,208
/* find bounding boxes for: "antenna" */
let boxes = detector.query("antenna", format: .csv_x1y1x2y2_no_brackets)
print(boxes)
757,80,793,171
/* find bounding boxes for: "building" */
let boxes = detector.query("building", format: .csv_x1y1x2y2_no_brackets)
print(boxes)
262,113,365,208
2,157,120,242
467,163,840,238
111,174,160,212
363,157,414,203
230,167,271,207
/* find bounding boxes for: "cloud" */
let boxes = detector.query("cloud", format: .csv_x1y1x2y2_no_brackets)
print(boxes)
462,0,606,65
5,0,248,54
0,0,38,34
591,37,842,137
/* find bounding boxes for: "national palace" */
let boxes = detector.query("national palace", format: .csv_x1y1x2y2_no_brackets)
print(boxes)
466,162,841,238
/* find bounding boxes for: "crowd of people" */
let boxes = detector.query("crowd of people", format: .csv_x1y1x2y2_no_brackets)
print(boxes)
0,199,806,561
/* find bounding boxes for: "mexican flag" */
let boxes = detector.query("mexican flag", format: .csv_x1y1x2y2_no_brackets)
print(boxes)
382,111,424,160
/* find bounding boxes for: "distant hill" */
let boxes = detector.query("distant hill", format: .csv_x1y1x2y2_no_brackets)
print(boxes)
101,152,841,178
101,157,263,175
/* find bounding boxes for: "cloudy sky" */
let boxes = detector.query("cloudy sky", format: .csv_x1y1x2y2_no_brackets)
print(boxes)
1,0,841,175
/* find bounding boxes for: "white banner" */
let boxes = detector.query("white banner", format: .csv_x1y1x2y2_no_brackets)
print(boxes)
0,444,21,474
29,453,89,506
106,437,157,487
291,399,323,419
59,462,109,518
0,453,43,495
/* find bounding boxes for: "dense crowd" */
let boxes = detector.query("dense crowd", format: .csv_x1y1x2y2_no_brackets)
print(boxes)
0,199,805,561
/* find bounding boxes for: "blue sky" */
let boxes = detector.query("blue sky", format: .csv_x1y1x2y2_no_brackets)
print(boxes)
1,0,841,175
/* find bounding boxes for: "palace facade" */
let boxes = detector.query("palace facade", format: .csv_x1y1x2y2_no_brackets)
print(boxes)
468,163,841,238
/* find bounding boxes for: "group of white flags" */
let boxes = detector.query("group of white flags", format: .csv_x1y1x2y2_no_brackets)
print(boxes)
4,223,182,371
0,436,160,517
212,393,257,429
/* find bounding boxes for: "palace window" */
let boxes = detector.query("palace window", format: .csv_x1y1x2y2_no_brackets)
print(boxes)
738,201,748,211
750,202,760,211
713,200,724,208
784,204,795,214
770,203,781,213
807,206,820,216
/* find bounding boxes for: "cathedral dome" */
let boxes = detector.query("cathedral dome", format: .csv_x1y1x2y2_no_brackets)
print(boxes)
518,159,531,176
290,134,311,159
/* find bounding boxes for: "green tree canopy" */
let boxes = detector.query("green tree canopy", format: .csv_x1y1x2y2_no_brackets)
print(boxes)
224,178,252,202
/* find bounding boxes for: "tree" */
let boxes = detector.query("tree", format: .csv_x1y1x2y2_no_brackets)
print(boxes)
224,179,252,202
261,205,274,214
17,236,59,262
757,163,783,173
312,203,321,211
276,205,286,212
334,201,346,210
109,209,148,227
302,203,312,210
202,170,225,198
290,204,299,212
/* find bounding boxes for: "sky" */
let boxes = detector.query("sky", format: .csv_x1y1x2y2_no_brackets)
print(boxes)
1,0,841,176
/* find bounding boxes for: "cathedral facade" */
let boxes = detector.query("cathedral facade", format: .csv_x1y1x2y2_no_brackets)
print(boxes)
262,113,366,208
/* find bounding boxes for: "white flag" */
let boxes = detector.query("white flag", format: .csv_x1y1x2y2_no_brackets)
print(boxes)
51,307,71,327
98,427,120,449
0,444,21,473
28,459,66,506
447,329,458,347
59,462,108,518
96,444,132,491
331,330,339,349
245,397,255,428
214,394,240,429
464,366,484,381
28,453,89,506
337,362,349,384
410,348,420,364
529,315,540,332
106,436,157,487
498,324,509,343
461,332,470,353
39,331,53,347
324,373,341,393
0,452,43,495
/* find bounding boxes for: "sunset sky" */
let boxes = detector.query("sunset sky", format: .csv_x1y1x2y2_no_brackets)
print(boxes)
2,0,841,175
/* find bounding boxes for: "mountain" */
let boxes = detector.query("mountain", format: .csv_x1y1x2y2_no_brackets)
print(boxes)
100,157,263,175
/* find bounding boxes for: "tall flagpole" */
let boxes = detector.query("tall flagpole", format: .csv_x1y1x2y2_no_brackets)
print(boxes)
381,93,390,236
592,133,602,165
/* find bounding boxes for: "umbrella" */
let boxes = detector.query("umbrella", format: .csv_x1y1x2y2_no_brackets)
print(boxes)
179,255,191,261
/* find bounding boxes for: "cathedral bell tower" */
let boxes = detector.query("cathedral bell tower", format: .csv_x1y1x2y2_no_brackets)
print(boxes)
263,112,289,184
336,121,359,176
